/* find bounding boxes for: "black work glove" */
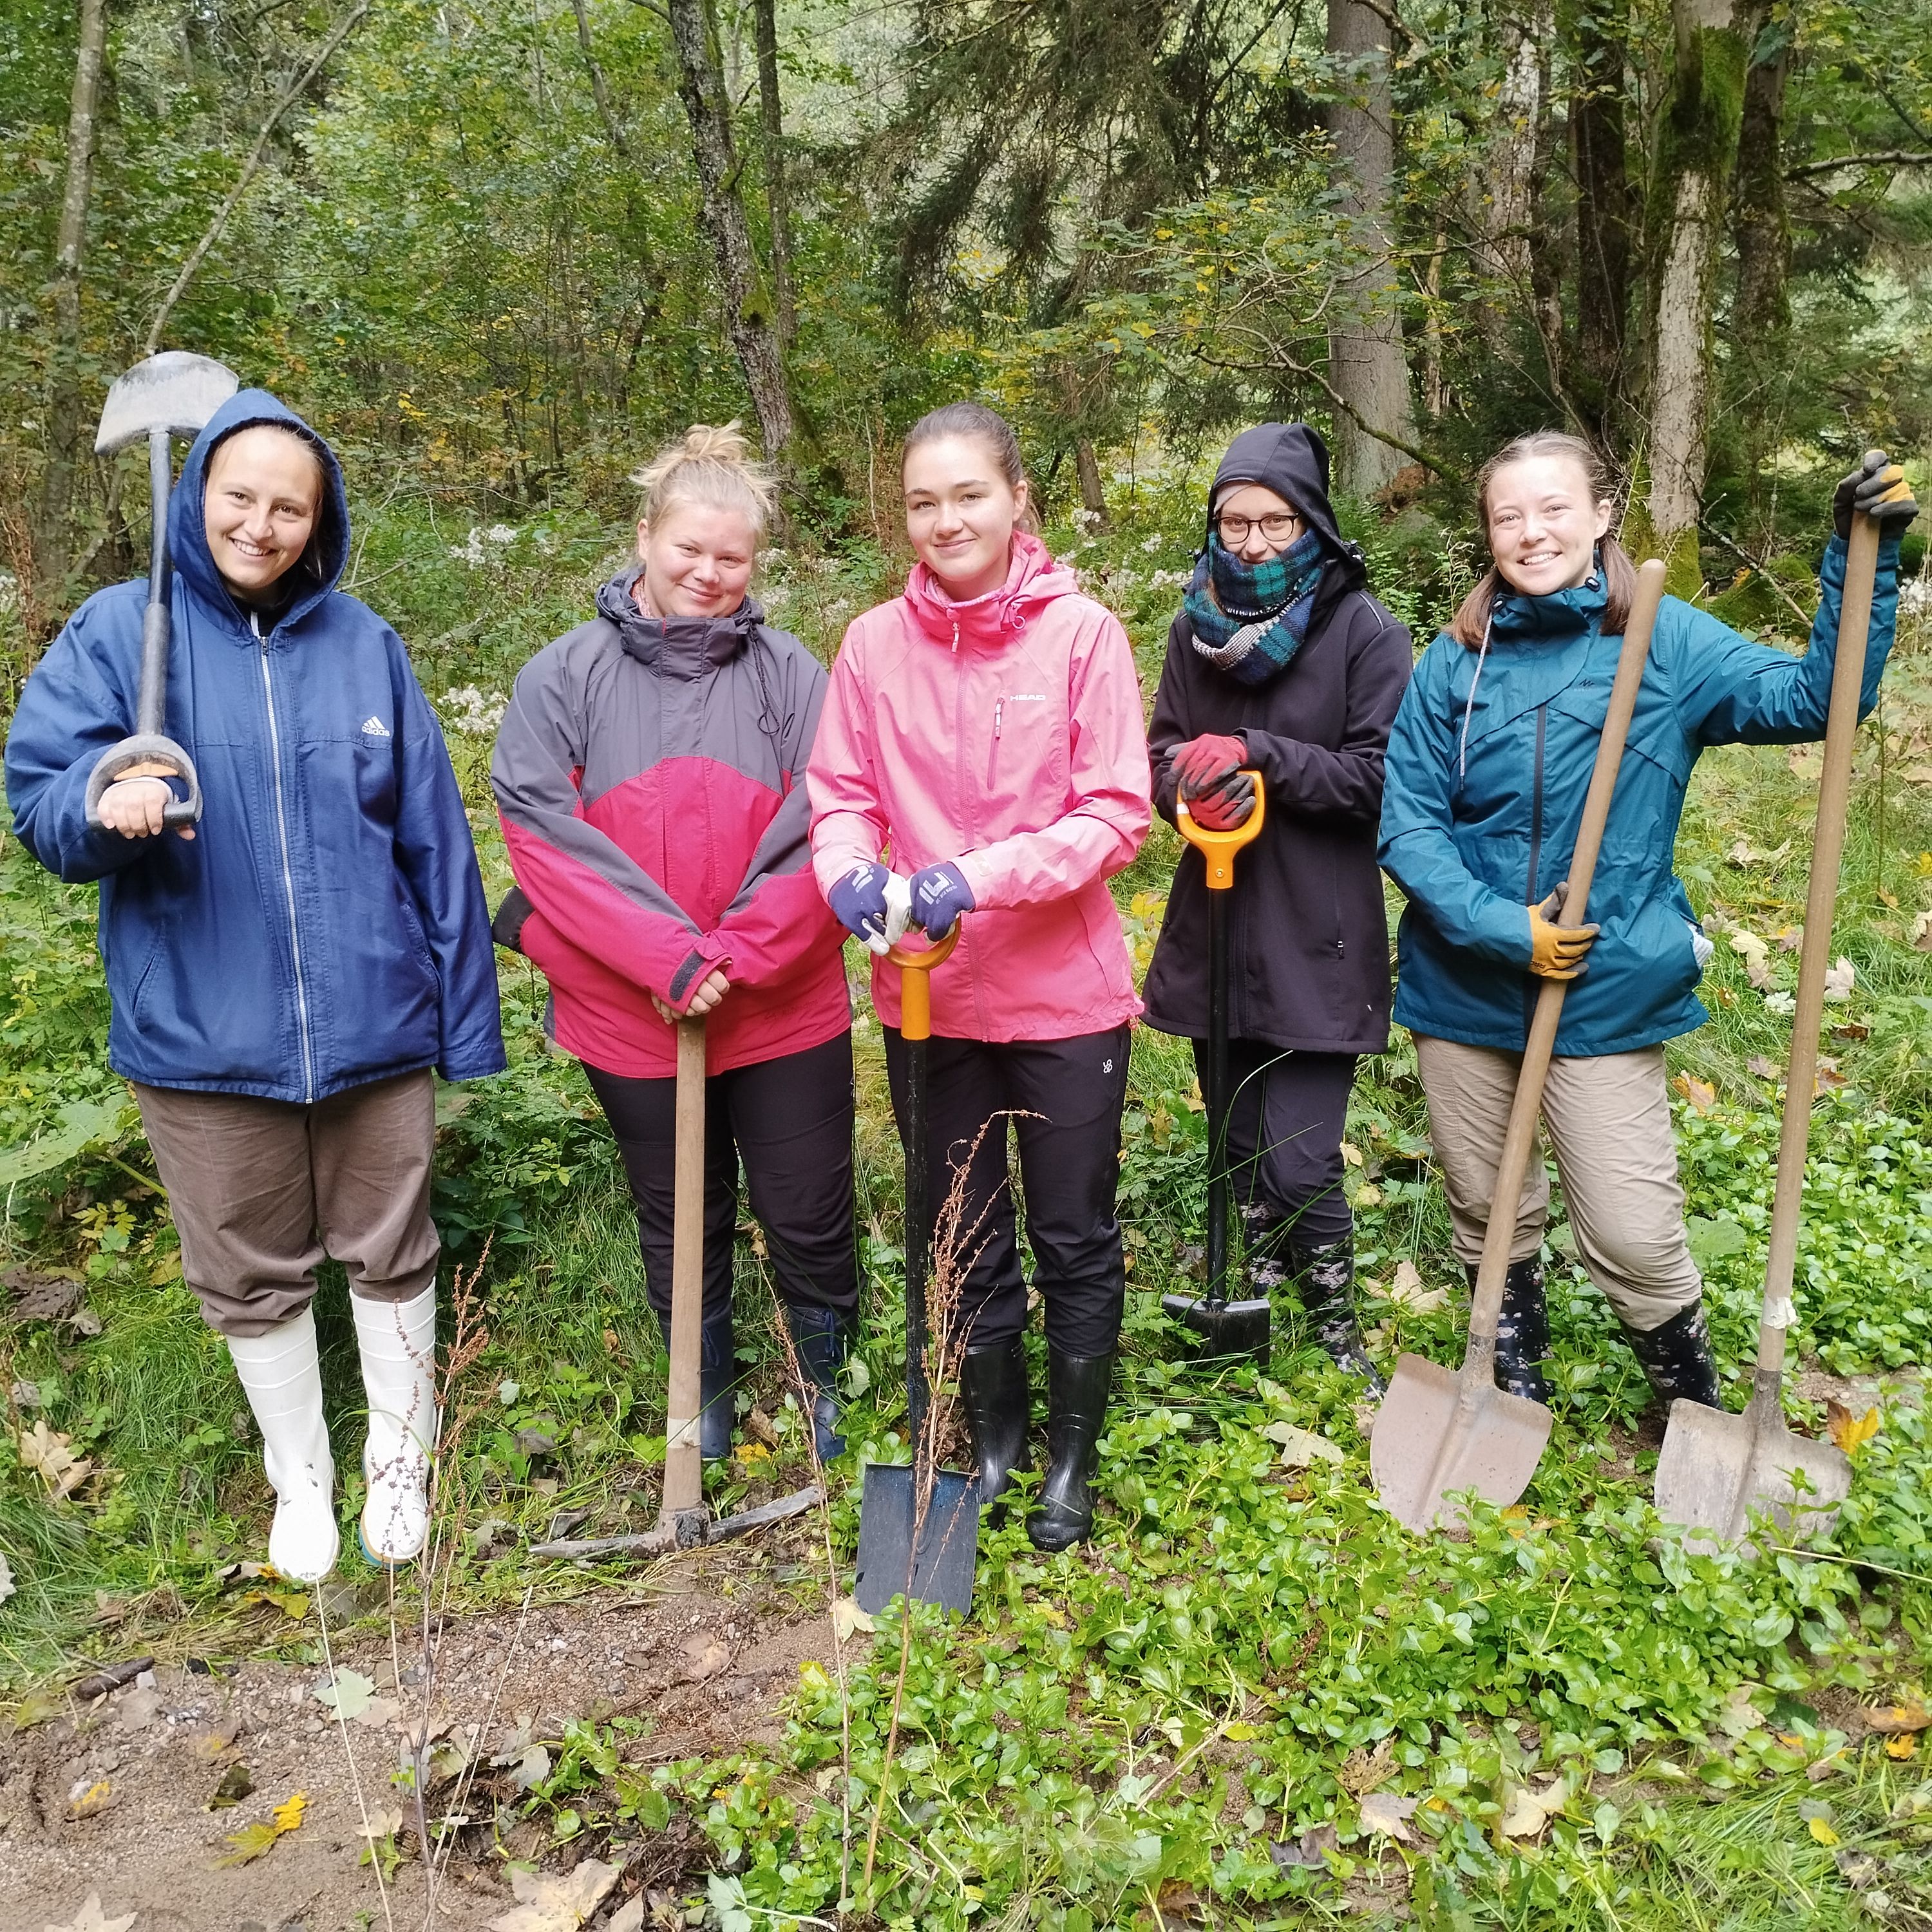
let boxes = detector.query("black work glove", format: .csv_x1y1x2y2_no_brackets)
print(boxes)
1833,448,1918,539
491,886,533,953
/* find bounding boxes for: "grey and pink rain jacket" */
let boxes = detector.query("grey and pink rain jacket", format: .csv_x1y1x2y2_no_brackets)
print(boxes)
490,567,848,1077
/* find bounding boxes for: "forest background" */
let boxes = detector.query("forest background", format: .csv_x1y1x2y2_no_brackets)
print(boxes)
5,1,1932,1927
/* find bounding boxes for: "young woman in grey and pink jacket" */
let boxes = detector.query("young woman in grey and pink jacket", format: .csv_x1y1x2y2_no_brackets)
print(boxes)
808,402,1152,1551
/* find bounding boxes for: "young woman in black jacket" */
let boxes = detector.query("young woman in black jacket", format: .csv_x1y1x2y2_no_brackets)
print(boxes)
1143,422,1412,1389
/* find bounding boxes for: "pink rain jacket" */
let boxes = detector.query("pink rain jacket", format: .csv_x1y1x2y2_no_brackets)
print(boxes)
808,533,1151,1041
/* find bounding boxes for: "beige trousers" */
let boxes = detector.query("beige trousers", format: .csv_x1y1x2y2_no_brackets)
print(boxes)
1413,1035,1701,1333
135,1071,439,1338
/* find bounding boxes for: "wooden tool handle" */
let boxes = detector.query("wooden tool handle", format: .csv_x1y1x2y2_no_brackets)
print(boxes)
1755,515,1881,1381
659,1015,708,1521
1464,560,1668,1359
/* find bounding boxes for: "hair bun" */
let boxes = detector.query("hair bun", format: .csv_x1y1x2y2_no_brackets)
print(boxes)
630,420,778,536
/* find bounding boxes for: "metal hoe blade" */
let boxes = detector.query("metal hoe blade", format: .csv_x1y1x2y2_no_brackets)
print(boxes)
852,1466,981,1616
1370,1352,1554,1532
1160,1289,1272,1363
1653,1388,1850,1555
95,350,238,453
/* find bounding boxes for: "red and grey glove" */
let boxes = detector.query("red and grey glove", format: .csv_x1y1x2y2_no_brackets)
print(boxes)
1171,733,1255,826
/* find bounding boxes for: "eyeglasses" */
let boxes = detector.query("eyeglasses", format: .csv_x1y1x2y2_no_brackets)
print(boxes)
1216,510,1302,545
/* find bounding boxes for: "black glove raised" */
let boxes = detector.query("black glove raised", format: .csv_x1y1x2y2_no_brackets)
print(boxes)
1833,448,1918,539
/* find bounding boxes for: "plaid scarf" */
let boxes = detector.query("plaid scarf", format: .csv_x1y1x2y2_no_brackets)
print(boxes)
1184,531,1325,687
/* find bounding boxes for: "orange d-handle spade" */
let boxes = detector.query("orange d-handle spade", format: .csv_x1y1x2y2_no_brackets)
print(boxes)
886,922,961,1455
1173,776,1267,1350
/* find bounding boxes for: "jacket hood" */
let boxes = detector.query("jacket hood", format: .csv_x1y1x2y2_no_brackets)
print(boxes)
169,390,350,631
594,565,767,674
903,530,1081,648
1208,422,1365,589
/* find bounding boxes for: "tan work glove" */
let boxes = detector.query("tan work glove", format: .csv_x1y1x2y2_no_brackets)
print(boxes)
1528,884,1598,980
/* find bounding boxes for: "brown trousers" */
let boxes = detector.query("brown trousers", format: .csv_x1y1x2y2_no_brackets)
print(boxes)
1413,1034,1703,1333
135,1071,439,1338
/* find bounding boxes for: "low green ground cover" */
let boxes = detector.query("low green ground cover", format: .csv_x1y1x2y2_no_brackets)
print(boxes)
3,491,1931,1925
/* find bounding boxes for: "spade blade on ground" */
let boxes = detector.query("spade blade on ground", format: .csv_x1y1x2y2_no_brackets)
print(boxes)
95,350,238,454
851,1466,980,1617
1653,1390,1850,1553
1160,1289,1272,1363
1370,1351,1553,1531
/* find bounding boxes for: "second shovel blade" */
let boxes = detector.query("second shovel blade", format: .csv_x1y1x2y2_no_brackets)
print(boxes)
1370,1351,1553,1532
851,1463,981,1616
1161,1290,1272,1365
1653,1397,1851,1555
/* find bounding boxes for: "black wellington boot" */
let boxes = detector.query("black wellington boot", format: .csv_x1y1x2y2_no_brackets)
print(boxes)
1287,1238,1387,1398
1027,1349,1114,1553
782,1303,853,1462
1469,1258,1551,1406
960,1339,1031,1513
1622,1300,1722,1410
657,1303,740,1461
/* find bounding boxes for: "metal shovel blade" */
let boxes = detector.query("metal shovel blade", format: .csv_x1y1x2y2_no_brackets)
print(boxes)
95,350,239,453
1369,1352,1553,1532
1160,1290,1271,1365
1653,1395,1850,1555
851,1464,981,1616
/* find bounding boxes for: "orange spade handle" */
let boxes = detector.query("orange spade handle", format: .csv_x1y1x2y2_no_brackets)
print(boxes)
1174,771,1266,889
886,923,961,1042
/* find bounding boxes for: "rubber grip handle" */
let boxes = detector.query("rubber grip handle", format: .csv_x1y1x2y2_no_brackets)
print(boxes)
1175,773,1267,889
82,734,205,831
887,923,961,1043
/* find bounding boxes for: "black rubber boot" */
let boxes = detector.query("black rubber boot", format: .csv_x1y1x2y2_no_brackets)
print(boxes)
960,1339,1031,1512
1622,1300,1722,1410
657,1303,739,1461
1472,1258,1551,1406
1027,1349,1113,1553
1286,1238,1387,1398
782,1303,852,1462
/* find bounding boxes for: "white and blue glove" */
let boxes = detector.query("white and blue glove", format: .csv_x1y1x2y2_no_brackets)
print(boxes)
908,860,975,938
829,860,914,956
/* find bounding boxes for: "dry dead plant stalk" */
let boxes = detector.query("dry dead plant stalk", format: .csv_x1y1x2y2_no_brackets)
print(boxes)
860,1115,1003,1897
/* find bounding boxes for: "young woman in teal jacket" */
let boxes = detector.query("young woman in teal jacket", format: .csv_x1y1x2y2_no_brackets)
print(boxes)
1379,431,1916,1409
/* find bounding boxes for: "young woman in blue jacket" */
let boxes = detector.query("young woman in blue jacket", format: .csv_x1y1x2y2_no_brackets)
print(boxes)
6,392,504,1581
1379,431,1915,1409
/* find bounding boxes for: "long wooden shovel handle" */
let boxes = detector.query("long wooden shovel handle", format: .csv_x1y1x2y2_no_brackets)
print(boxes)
1464,560,1669,1365
660,1015,708,1522
1755,515,1882,1383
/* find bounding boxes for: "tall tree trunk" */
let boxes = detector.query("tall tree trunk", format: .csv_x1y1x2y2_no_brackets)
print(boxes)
36,0,109,604
1643,0,1767,578
1474,0,1553,354
667,0,791,456
1573,0,1632,443
751,0,795,350
1322,0,1416,497
1074,441,1109,526
1733,26,1790,335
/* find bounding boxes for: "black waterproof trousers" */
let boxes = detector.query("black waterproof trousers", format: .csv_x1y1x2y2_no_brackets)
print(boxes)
882,1025,1131,1357
1191,1040,1358,1249
585,1032,859,1324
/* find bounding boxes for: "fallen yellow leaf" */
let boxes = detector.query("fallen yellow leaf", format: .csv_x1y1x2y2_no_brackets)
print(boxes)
1826,1402,1882,1453
1808,1815,1840,1846
1863,1701,1931,1735
1885,1734,1918,1760
1672,1072,1718,1114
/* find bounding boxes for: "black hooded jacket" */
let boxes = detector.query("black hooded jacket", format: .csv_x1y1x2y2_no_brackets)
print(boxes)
1141,422,1413,1055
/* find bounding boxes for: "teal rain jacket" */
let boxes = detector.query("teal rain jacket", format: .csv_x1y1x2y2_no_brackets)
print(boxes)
1378,533,1900,1057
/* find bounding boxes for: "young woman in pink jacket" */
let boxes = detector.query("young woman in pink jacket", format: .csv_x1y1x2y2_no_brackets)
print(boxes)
808,401,1152,1551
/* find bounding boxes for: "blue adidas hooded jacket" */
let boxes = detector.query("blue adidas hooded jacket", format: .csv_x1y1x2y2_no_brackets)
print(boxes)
1378,533,1899,1057
5,390,506,1101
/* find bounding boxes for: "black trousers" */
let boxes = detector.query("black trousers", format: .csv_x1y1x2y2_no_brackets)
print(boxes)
1191,1040,1358,1249
585,1032,858,1325
883,1026,1131,1358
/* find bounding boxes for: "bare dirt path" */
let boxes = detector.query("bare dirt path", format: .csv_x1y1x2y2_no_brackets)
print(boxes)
2,1546,839,1932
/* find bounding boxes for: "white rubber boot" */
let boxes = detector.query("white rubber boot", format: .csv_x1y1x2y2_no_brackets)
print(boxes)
352,1285,438,1566
228,1308,339,1584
